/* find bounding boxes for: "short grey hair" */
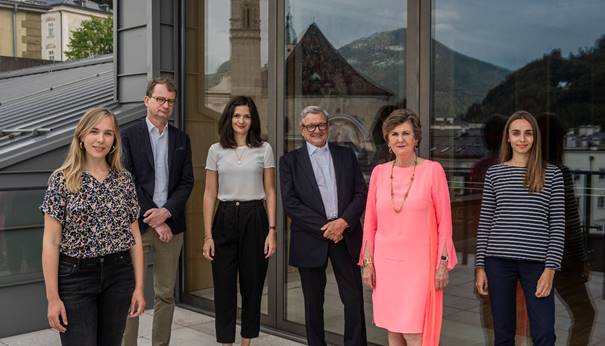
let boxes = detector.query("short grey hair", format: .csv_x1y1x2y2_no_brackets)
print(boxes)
299,106,329,125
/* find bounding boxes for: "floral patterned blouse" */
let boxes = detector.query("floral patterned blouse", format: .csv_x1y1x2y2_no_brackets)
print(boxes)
40,170,140,258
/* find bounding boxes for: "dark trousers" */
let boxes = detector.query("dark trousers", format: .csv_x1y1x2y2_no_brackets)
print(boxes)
211,200,269,343
485,257,555,346
58,251,134,346
298,241,367,346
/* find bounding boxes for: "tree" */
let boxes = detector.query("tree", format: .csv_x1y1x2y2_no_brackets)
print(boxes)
65,17,112,60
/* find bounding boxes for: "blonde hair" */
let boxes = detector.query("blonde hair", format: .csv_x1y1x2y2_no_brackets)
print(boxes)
499,110,545,192
56,107,124,192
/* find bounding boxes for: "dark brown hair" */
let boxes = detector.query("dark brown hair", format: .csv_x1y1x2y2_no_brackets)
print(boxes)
218,96,263,148
382,108,422,145
499,110,545,192
145,78,177,97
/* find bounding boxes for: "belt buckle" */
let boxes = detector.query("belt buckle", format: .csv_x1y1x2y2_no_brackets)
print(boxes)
235,201,240,206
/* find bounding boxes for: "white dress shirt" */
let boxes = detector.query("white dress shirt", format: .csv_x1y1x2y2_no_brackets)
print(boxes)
146,117,169,207
306,142,338,219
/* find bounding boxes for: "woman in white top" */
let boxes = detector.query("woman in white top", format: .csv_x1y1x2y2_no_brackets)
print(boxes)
202,96,277,346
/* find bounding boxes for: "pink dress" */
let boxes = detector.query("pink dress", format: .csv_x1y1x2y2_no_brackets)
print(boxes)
359,160,457,345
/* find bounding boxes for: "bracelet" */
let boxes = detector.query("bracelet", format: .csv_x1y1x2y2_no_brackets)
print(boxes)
269,226,276,230
204,236,212,241
362,258,373,267
440,255,448,262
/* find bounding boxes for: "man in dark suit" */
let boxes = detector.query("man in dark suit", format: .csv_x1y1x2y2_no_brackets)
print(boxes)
121,78,193,346
280,106,368,346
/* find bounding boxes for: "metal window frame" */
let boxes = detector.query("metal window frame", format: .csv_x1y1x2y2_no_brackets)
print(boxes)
177,1,430,345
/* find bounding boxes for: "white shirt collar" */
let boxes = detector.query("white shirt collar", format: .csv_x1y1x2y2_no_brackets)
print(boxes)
145,116,168,135
306,141,329,155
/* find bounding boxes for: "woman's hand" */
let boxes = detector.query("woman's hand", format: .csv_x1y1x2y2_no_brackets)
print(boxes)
264,231,277,258
535,268,555,298
362,263,375,289
129,288,146,318
203,238,215,261
47,297,68,333
475,267,488,296
435,261,449,290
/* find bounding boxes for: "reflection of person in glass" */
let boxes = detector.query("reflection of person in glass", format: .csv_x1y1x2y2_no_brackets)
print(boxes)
202,96,277,346
370,102,406,167
466,114,507,194
537,113,595,346
40,108,145,345
360,109,457,346
280,106,368,346
475,111,565,346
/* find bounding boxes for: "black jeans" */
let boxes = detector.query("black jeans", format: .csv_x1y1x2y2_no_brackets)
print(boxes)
485,257,555,346
211,200,269,343
58,251,134,346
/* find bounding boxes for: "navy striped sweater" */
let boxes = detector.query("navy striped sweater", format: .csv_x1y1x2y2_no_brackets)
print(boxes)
475,163,565,269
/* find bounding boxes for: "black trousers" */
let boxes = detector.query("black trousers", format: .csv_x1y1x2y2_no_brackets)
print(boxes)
211,200,269,343
485,257,556,346
298,241,367,346
58,251,134,346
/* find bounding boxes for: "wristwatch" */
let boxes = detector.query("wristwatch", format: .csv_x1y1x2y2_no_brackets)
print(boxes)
440,255,448,262
362,258,373,267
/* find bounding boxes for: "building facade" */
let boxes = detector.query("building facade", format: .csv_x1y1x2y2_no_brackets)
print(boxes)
0,0,46,59
41,0,111,61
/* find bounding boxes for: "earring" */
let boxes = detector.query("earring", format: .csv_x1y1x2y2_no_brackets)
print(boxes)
80,142,84,149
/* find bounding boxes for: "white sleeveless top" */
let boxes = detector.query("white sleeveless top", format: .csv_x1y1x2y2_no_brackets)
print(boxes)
205,142,275,201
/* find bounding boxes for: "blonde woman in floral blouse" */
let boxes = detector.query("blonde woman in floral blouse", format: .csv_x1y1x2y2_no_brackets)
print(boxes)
40,108,145,346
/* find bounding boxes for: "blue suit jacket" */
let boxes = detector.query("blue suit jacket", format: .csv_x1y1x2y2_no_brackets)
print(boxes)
279,143,367,267
121,119,194,234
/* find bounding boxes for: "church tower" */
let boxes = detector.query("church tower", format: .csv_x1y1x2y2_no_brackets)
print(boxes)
230,0,262,97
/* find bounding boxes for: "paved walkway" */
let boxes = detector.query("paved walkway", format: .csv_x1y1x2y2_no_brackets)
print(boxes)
0,307,305,346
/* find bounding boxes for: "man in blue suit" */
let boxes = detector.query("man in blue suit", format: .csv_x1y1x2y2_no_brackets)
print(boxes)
121,78,193,346
280,106,368,346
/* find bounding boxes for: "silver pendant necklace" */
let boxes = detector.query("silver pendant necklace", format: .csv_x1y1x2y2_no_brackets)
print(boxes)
235,146,246,165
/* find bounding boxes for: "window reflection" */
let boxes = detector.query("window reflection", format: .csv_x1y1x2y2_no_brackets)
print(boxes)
432,1,605,344
284,1,406,344
184,0,270,315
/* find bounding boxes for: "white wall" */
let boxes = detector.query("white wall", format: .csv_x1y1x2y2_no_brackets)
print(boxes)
41,6,110,61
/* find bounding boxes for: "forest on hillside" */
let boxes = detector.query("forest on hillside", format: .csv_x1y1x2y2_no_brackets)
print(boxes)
463,35,605,129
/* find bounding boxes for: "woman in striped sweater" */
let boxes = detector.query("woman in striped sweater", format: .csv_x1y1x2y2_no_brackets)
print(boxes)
474,111,564,346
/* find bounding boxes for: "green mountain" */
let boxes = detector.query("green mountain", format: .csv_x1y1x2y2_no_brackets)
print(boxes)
338,28,510,117
467,35,605,128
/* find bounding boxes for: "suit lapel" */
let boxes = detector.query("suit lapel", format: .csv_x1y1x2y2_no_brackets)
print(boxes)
297,145,326,215
168,125,176,181
139,120,154,168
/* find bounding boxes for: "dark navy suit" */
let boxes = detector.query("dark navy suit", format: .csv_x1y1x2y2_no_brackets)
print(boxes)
280,143,367,346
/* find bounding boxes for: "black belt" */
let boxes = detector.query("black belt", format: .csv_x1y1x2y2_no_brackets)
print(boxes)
219,200,263,207
59,250,129,266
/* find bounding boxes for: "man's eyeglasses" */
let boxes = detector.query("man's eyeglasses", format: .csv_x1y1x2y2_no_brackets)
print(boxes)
302,122,329,132
151,96,176,106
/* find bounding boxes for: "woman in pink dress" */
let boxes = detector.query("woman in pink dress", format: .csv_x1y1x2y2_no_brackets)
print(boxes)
360,109,457,346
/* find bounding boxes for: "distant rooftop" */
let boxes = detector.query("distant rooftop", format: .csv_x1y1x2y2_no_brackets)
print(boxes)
45,0,111,13
0,0,111,12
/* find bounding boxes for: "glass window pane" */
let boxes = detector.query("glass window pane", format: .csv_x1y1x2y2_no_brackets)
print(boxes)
184,0,270,316
284,1,406,344
0,190,45,285
431,1,605,344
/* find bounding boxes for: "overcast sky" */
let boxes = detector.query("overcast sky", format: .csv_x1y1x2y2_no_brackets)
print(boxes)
205,0,605,73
